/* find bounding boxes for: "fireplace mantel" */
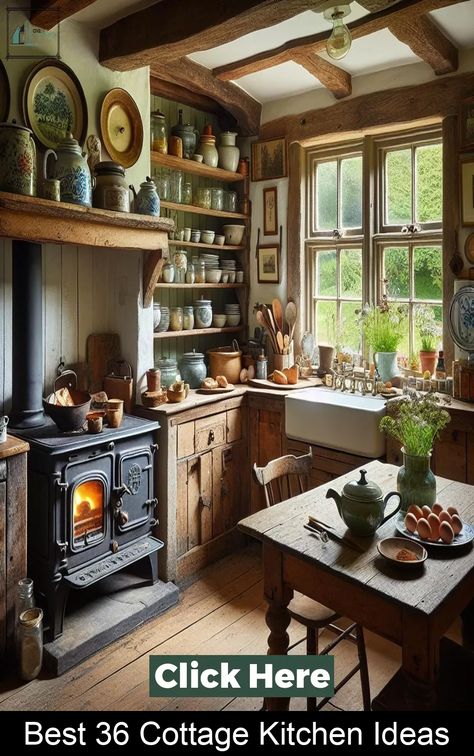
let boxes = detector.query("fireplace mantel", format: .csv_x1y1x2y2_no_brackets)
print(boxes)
0,192,173,307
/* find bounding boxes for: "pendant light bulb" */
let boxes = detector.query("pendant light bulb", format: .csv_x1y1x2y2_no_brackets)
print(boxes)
326,8,352,60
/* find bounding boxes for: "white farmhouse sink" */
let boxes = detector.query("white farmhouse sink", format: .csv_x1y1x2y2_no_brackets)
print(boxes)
285,388,386,458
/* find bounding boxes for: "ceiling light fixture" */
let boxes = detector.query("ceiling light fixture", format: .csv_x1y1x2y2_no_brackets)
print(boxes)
322,4,352,60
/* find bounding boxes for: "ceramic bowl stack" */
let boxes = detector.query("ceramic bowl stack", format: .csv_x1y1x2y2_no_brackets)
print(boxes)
200,253,222,283
225,302,241,326
221,258,236,284
156,305,170,332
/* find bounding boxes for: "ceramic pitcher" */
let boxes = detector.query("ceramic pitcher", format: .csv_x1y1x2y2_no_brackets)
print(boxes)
49,134,92,207
218,132,240,172
0,120,36,196
129,177,160,216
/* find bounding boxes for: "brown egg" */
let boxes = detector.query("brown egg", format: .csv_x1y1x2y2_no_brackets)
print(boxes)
439,521,454,544
407,504,423,520
439,511,452,525
432,502,443,516
416,517,432,541
421,505,432,519
447,506,459,517
427,512,440,541
404,512,418,533
451,514,463,535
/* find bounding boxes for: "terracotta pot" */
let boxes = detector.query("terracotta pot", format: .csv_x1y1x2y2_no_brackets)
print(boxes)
106,398,123,428
419,350,437,377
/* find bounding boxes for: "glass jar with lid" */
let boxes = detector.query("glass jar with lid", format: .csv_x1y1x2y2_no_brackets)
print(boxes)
182,181,193,205
194,298,213,329
156,358,178,388
173,250,187,283
179,350,207,388
18,607,43,681
185,262,195,284
162,262,175,283
183,305,194,330
195,260,206,284
211,187,224,211
155,171,170,201
151,111,168,154
169,306,183,331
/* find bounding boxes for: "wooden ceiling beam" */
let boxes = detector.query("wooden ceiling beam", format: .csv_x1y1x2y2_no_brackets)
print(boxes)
150,59,261,136
100,1,337,71
357,0,404,10
389,14,458,75
213,0,458,81
293,51,352,99
30,0,99,30
259,70,474,143
150,76,236,126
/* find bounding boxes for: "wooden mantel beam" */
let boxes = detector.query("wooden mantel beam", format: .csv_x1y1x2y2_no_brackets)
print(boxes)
100,0,336,70
214,0,457,82
389,14,458,75
150,59,261,136
293,52,352,99
30,0,99,30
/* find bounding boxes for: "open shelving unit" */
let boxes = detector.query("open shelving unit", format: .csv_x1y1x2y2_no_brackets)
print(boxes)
151,151,246,184
154,326,244,340
160,200,247,220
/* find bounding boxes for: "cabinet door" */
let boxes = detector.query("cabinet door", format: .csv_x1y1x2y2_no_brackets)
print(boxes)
433,429,466,482
250,403,285,512
176,459,188,557
187,453,213,550
212,442,247,538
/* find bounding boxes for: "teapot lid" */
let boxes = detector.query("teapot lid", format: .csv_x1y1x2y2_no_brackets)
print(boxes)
151,110,166,119
140,176,156,187
56,133,81,151
343,469,383,502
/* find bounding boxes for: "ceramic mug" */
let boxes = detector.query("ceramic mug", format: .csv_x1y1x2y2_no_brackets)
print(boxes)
106,399,124,428
41,178,60,202
0,414,9,443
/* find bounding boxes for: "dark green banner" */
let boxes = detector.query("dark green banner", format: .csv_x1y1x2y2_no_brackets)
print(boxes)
149,655,334,697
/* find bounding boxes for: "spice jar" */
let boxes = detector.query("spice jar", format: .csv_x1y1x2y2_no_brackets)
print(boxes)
256,351,268,380
151,111,168,154
156,358,178,388
185,262,195,284
195,260,206,284
194,298,213,329
169,306,183,331
15,578,34,652
179,350,207,388
183,305,194,330
18,607,43,681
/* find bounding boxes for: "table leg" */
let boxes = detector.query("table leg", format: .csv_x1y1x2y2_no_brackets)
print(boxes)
461,599,474,651
401,610,438,710
263,542,293,712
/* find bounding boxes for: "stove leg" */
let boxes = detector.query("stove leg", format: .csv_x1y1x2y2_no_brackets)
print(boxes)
146,553,158,585
46,581,70,642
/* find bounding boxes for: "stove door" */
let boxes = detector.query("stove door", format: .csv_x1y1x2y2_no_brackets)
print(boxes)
115,447,154,538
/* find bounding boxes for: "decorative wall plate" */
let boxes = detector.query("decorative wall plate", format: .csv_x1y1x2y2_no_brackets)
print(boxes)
465,232,474,265
448,285,474,360
22,59,87,149
100,88,143,168
0,60,10,122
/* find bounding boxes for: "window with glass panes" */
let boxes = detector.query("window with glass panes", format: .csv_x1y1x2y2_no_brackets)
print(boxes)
305,130,443,358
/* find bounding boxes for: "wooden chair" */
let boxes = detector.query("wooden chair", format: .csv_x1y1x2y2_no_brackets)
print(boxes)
253,449,371,711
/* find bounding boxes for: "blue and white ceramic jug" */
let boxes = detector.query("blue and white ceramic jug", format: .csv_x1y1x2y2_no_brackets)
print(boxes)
129,177,160,216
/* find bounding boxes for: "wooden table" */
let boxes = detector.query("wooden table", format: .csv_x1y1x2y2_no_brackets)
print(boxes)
238,460,474,710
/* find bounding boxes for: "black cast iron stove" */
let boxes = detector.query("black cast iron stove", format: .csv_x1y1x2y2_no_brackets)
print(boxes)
15,415,162,641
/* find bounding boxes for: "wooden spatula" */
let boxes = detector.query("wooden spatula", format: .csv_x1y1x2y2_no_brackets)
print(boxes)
285,301,297,343
272,298,283,332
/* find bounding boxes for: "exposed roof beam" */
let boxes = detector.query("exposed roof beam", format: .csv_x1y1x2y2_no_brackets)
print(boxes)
150,59,261,136
214,0,457,81
150,76,235,127
293,51,352,99
389,14,458,75
30,0,99,30
358,0,404,10
100,1,339,71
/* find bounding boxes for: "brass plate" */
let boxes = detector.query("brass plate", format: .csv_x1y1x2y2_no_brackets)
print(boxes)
465,232,474,265
100,88,143,168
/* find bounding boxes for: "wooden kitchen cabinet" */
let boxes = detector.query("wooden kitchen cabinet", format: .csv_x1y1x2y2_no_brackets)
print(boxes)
286,438,372,488
248,393,286,513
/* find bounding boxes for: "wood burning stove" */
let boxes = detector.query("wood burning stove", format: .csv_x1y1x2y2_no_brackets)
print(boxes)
15,415,162,641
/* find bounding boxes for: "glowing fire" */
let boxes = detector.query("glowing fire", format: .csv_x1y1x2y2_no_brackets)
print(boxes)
73,480,104,542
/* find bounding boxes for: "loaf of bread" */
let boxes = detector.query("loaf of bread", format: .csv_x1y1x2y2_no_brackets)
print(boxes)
54,387,74,406
202,377,219,389
216,375,228,388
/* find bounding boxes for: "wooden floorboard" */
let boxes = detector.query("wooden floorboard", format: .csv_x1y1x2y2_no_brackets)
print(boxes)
0,548,462,711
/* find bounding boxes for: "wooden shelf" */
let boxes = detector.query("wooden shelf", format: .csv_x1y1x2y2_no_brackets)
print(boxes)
155,283,245,289
168,239,245,251
161,200,248,220
151,151,246,183
154,326,244,339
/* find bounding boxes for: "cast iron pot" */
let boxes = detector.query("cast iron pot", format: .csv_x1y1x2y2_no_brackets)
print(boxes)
43,370,91,432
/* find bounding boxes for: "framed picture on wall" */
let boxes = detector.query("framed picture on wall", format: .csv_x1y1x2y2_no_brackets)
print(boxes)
460,98,474,151
461,157,474,225
263,186,278,236
257,243,280,283
251,137,287,181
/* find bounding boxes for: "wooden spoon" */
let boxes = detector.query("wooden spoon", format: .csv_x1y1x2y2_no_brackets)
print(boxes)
264,305,278,337
285,301,297,342
276,331,284,354
256,309,278,352
272,298,284,332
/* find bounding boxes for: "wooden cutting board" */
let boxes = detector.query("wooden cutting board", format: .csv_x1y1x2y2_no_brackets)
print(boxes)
86,333,121,392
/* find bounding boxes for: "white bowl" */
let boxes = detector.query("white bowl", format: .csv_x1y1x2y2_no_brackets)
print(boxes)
223,224,245,246
205,268,222,283
201,230,215,245
226,314,241,327
214,234,225,246
192,154,204,162
212,314,227,328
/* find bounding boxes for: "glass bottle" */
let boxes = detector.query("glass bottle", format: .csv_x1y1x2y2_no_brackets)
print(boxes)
169,170,183,204
15,578,34,652
435,350,446,379
182,181,193,205
18,607,43,681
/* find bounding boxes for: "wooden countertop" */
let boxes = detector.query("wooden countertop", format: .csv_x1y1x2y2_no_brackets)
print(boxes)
0,435,29,460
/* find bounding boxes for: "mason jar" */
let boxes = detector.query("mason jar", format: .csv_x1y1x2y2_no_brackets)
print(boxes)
183,305,194,330
195,187,211,209
185,262,195,284
173,250,187,283
182,181,193,205
211,187,224,211
18,607,43,681
194,298,213,329
169,306,183,331
169,170,183,203
224,190,238,213
195,260,206,284
179,350,207,388
151,111,168,154
156,358,178,388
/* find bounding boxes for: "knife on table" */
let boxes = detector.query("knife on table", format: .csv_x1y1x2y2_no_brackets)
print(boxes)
305,520,365,553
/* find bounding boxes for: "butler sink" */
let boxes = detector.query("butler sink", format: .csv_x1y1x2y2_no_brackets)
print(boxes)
285,388,386,458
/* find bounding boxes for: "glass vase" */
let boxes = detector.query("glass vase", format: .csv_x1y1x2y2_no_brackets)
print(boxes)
397,448,436,513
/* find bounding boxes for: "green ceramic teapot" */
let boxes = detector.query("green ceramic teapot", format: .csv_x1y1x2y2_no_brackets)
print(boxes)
326,469,402,537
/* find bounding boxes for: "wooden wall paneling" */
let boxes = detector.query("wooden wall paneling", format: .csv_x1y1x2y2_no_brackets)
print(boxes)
176,459,188,556
60,245,79,368
5,452,27,656
77,246,95,361
187,457,201,550
42,245,62,392
0,474,6,657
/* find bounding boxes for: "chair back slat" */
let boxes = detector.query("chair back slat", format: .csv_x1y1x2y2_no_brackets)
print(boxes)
253,449,313,508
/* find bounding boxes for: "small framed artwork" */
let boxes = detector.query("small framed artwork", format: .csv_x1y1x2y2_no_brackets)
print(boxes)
461,157,474,226
263,186,278,235
460,98,474,151
251,136,287,182
257,243,280,283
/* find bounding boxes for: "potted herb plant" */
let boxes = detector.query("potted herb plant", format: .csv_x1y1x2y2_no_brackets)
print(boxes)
379,391,450,511
415,305,441,377
359,298,407,382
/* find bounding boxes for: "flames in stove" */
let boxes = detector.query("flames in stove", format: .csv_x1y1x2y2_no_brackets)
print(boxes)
73,480,104,546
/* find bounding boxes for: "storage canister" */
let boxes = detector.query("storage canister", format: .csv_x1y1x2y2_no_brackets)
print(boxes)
156,358,178,388
196,135,218,168
179,350,207,388
151,111,168,154
194,298,213,329
169,306,183,331
93,161,130,212
207,344,242,384
183,305,194,330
